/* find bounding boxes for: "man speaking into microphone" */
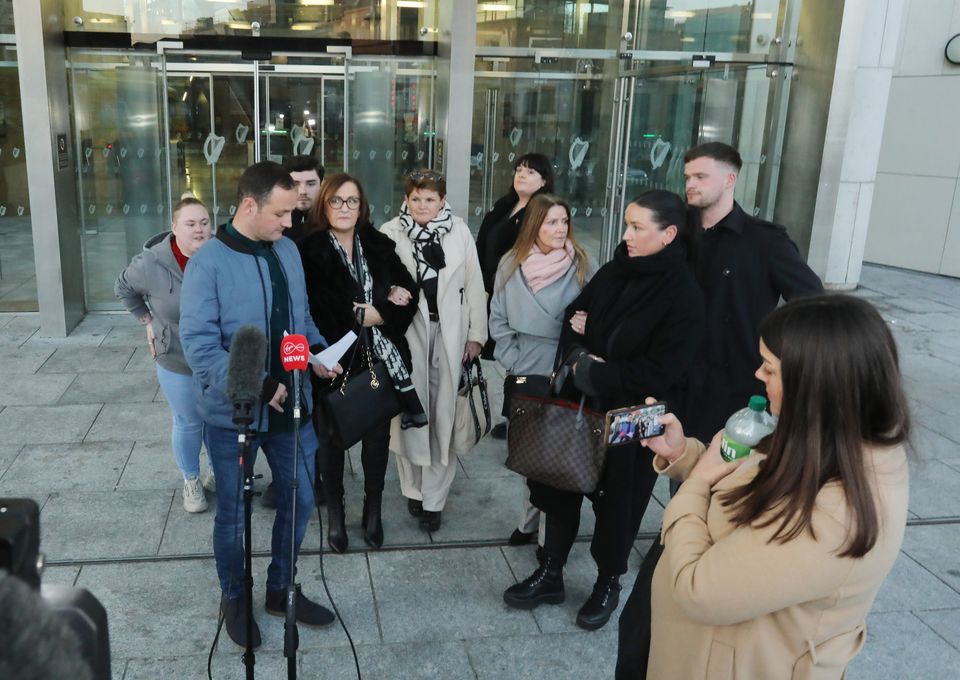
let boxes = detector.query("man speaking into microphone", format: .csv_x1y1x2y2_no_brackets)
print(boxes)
180,161,342,649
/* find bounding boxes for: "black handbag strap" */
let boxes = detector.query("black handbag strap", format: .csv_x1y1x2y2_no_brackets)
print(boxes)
463,358,491,442
333,308,377,393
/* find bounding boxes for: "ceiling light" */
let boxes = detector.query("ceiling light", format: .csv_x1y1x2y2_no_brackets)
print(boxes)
665,10,696,19
753,12,773,20
479,3,513,10
397,1,426,8
291,22,318,31
300,0,334,5
226,21,251,29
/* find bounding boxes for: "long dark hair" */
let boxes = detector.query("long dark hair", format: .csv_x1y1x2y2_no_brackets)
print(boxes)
309,172,371,233
629,189,699,264
720,294,911,558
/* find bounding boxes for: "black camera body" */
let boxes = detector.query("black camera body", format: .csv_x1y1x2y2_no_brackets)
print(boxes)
0,498,111,680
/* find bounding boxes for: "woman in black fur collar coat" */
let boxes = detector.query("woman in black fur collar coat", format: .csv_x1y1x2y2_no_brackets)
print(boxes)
300,173,422,553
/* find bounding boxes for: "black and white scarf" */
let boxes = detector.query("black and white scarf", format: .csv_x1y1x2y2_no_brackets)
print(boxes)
328,232,418,404
399,200,454,284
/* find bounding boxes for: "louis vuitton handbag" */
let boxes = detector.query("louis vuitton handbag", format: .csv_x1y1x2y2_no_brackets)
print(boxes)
505,391,606,494
321,318,402,450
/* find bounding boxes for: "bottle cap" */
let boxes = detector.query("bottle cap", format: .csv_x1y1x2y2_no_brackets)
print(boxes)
748,395,768,411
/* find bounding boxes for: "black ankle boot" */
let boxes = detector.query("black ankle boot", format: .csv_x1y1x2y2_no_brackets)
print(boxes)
503,555,565,610
326,494,347,554
362,492,384,549
576,574,621,630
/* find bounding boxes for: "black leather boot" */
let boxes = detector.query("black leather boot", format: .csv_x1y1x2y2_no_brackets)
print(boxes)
503,554,565,609
362,492,384,549
576,574,622,630
326,493,347,554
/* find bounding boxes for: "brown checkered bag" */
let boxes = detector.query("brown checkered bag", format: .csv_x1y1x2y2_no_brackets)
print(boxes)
505,394,606,494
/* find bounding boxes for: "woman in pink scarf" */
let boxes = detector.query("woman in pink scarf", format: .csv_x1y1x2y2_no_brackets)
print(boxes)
488,194,596,548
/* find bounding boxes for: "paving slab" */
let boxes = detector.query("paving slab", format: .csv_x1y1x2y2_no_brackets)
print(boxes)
467,630,617,680
123,345,157,373
913,407,960,454
41,490,172,561
85,402,173,442
872,552,960,613
58,372,160,405
0,323,38,347
907,458,960,519
335,474,433,550
301,640,475,680
100,324,150,348
912,425,960,464
0,373,75,405
846,610,960,679
915,608,960,652
0,441,132,495
122,652,295,680
0,346,54,374
42,564,82,587
37,346,135,374
370,546,538,644
0,443,22,479
430,475,525,543
901,525,960,593
0,403,102,444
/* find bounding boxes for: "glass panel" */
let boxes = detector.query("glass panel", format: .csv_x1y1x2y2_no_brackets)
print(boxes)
62,0,439,43
621,62,774,210
476,0,626,49
0,41,37,312
70,50,166,310
468,56,615,260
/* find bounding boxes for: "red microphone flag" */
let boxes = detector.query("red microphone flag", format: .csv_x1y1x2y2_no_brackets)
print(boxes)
280,334,310,372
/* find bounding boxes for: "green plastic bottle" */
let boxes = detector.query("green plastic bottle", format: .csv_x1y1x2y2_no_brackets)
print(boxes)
719,395,775,462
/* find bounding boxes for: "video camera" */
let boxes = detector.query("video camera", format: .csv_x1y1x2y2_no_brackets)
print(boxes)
0,498,111,679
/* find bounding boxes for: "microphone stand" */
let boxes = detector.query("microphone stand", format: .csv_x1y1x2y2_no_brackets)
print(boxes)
284,367,302,679
234,403,257,680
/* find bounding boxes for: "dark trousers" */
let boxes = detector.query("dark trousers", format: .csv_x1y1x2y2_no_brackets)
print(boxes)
615,540,664,679
540,445,659,576
316,410,391,498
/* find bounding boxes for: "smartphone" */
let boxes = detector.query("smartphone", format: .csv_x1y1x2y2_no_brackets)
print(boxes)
604,401,667,446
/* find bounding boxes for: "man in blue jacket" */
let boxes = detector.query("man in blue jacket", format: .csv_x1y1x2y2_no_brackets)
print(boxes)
180,161,342,649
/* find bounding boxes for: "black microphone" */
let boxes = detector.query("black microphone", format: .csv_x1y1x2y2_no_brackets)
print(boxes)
226,325,267,427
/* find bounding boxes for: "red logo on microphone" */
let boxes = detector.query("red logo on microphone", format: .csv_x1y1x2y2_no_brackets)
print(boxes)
280,334,309,371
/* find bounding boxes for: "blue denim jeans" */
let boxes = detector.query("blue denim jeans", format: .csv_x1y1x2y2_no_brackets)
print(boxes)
204,421,318,599
156,364,204,480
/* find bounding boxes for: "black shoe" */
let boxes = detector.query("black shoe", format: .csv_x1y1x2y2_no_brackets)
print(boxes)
220,594,262,649
265,586,335,628
362,492,384,549
407,498,423,517
491,422,508,440
503,555,565,610
508,528,536,546
575,575,622,631
419,510,441,532
314,476,326,506
327,493,347,554
261,482,278,509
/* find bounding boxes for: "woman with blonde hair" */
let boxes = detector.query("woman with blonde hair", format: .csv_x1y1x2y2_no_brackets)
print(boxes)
489,194,596,546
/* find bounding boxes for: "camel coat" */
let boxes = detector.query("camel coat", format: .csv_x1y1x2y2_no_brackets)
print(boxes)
380,213,487,467
647,439,908,679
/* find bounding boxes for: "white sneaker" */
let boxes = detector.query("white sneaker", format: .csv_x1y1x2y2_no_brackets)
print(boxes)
200,467,216,493
183,477,208,513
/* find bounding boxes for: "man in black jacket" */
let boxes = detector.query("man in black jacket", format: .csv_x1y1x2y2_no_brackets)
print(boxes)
281,155,324,243
682,142,823,444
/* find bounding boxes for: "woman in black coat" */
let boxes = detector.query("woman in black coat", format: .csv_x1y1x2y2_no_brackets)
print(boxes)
502,190,706,631
299,173,423,552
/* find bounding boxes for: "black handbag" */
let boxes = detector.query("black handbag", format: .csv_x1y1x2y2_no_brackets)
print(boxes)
321,318,401,450
502,344,567,418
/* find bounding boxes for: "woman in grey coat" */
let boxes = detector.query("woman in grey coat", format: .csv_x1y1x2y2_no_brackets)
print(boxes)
489,194,596,545
115,196,213,512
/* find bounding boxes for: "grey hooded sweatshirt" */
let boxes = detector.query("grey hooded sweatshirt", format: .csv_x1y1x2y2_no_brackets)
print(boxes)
114,232,192,375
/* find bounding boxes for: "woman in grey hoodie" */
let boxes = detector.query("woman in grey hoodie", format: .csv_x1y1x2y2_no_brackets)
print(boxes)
115,196,214,512
489,194,596,545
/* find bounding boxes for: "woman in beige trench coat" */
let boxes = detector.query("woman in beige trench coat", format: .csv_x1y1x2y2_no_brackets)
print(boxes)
621,294,910,679
380,170,487,532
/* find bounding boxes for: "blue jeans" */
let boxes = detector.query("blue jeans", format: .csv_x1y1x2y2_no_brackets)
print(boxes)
204,421,318,599
156,364,204,479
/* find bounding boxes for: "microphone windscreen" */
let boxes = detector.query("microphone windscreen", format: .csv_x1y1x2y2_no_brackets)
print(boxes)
226,325,267,405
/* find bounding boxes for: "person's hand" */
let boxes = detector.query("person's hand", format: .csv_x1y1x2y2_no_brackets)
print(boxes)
145,322,157,358
312,362,343,379
387,286,413,306
268,383,288,413
689,430,745,486
639,397,686,462
463,341,483,365
353,303,384,326
569,310,588,335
